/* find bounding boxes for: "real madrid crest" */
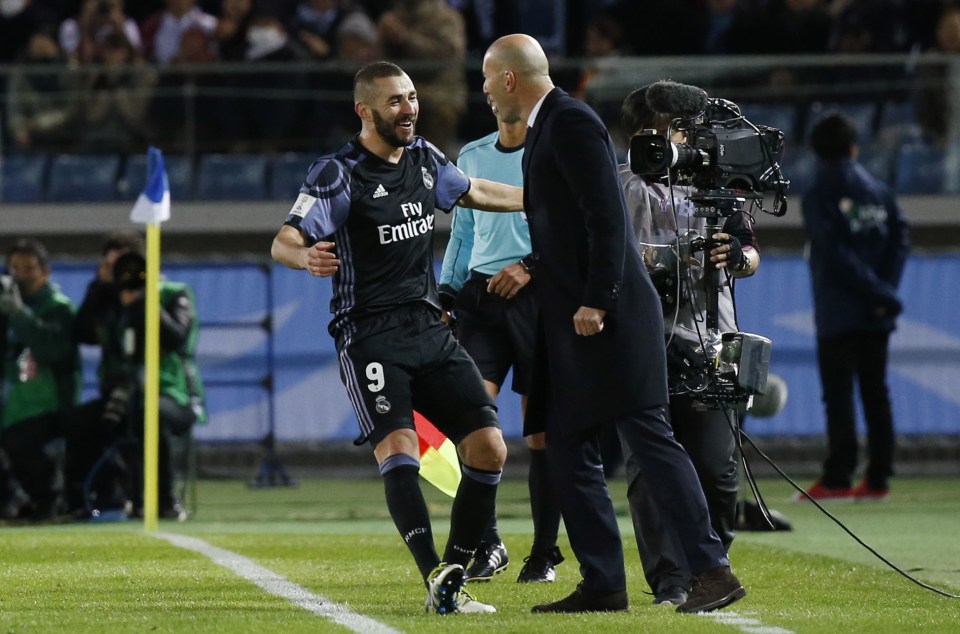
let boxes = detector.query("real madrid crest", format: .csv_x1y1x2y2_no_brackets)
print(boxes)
375,395,392,414
421,167,434,190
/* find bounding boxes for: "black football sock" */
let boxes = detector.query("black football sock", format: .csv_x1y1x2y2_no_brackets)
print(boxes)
443,463,501,567
528,448,561,554
482,513,501,545
380,454,439,581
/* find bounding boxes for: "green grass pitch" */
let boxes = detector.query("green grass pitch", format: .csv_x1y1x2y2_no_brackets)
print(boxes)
0,476,957,633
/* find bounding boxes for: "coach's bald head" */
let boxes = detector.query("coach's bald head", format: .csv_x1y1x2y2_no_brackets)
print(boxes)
482,34,554,124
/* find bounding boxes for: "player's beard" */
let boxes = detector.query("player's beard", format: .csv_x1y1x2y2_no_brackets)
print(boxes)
373,110,416,148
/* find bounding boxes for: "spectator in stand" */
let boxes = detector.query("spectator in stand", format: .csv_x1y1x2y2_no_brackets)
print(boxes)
450,0,521,56
58,0,142,64
5,30,79,152
74,31,157,153
335,9,378,62
377,0,467,157
726,0,832,55
141,0,217,64
914,3,960,146
574,13,627,152
0,0,61,63
213,8,307,152
287,0,377,61
215,0,254,61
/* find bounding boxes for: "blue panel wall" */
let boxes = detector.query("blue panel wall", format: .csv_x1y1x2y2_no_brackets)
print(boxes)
47,254,960,442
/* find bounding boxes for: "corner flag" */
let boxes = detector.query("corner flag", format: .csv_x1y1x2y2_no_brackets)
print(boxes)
129,146,169,532
130,146,171,224
413,411,461,498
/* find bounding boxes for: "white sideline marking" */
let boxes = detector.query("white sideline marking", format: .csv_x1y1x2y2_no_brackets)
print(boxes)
702,610,795,634
156,532,402,634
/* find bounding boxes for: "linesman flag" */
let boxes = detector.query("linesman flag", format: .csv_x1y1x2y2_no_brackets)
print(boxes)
413,411,461,498
130,146,171,224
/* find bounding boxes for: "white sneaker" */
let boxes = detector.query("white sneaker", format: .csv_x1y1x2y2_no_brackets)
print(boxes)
456,588,497,613
424,563,465,615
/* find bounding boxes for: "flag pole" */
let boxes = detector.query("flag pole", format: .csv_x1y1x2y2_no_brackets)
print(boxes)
130,146,170,532
143,223,161,532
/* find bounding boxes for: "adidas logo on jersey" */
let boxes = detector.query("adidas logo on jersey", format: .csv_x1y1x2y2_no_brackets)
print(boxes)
373,184,388,199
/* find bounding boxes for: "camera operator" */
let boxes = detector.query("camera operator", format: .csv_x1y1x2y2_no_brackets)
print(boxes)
67,235,205,520
0,238,80,521
613,84,759,606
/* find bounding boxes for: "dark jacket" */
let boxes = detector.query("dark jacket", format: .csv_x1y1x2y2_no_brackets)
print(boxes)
521,88,669,437
802,158,911,338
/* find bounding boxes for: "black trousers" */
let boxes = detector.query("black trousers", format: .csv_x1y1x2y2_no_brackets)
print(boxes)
618,405,729,586
817,331,895,489
0,413,63,511
546,425,626,594
623,398,738,594
65,394,196,512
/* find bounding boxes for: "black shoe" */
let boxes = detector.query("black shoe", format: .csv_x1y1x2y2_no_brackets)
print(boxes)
653,585,689,606
736,500,793,531
517,546,564,583
466,540,509,581
532,582,628,613
676,565,746,614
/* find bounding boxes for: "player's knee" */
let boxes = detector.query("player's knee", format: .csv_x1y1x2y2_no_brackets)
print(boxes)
458,406,506,470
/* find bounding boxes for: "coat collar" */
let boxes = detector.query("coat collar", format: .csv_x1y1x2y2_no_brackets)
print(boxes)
522,87,565,175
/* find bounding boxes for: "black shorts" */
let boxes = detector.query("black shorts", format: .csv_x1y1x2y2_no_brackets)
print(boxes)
454,273,537,395
336,303,499,448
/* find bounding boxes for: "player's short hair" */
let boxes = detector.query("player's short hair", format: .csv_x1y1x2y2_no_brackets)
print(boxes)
354,61,406,103
810,114,858,161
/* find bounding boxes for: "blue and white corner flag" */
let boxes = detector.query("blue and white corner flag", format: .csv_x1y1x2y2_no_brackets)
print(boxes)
130,146,171,224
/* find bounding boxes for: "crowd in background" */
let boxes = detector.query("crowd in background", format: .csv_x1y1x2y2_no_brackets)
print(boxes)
2,0,960,158
1,0,957,65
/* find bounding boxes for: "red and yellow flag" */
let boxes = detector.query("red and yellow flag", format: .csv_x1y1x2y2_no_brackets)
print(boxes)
413,411,461,498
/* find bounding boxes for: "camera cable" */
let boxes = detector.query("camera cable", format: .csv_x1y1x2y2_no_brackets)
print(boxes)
734,422,960,599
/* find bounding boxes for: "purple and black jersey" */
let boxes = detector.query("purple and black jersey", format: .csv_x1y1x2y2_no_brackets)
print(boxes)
284,135,471,334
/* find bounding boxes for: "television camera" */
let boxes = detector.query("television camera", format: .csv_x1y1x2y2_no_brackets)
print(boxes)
629,81,787,408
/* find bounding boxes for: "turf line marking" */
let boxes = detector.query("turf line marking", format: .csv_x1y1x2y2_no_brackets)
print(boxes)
701,610,794,634
156,532,402,634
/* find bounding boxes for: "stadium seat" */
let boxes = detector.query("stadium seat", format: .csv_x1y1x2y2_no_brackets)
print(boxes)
893,143,960,194
805,102,877,145
121,153,195,202
738,103,799,145
196,153,268,201
269,153,315,200
47,154,121,202
1,154,49,203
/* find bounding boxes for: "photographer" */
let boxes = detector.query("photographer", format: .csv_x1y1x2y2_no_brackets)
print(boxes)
68,236,205,520
0,238,80,521
613,84,759,606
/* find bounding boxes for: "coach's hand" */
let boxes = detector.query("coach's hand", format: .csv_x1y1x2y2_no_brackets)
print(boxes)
487,262,530,299
305,242,340,277
574,306,605,336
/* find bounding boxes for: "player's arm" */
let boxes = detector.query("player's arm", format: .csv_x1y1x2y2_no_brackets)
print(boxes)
271,225,340,278
460,177,523,212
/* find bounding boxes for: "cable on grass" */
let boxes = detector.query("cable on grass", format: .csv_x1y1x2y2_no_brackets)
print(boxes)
737,426,960,599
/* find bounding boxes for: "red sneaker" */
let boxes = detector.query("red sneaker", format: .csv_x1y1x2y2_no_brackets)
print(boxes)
851,480,889,501
792,481,853,502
